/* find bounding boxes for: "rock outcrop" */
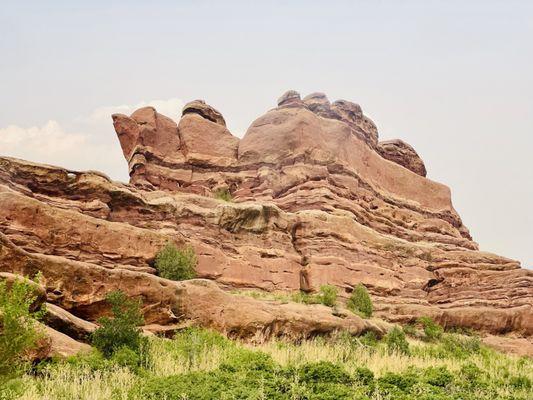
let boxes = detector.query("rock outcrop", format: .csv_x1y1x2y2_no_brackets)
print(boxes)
378,139,427,177
0,90,531,350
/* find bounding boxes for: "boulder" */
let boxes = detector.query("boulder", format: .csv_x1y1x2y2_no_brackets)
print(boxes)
42,325,92,358
44,303,97,341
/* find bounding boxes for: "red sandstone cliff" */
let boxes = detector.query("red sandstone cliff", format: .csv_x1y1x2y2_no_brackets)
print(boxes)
0,90,531,355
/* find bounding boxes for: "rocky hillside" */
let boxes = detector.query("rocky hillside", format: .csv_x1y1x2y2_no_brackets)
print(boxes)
0,90,531,354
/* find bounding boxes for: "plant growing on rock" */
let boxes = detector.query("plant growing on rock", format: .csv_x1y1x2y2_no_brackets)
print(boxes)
347,283,373,318
213,187,233,202
0,275,46,384
155,242,197,281
91,290,146,359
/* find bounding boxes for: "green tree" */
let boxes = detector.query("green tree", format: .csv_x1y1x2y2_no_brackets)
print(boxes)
347,284,373,318
91,291,145,358
155,242,197,281
0,276,45,383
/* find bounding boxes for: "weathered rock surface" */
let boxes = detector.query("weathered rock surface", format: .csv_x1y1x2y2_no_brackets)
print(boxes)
41,325,92,358
44,303,97,341
182,99,226,127
378,139,427,177
0,90,531,345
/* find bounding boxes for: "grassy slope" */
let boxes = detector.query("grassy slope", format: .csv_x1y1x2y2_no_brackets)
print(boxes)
4,328,532,400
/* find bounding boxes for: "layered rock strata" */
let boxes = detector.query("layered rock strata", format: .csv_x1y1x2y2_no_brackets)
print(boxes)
0,90,531,345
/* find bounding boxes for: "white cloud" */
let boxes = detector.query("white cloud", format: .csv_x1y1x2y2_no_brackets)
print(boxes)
0,120,87,163
0,119,128,180
88,97,184,124
0,98,184,182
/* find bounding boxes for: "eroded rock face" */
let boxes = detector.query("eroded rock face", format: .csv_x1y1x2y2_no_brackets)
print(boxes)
0,90,531,342
378,139,427,177
182,100,226,126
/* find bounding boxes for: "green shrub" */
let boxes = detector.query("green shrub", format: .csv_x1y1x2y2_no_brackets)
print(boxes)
359,331,379,348
417,316,443,341
298,361,352,385
291,290,319,305
316,285,338,307
213,187,232,202
111,346,141,370
291,285,338,307
65,349,111,371
422,366,453,387
354,367,374,386
347,284,373,318
0,275,45,383
402,323,417,337
509,375,531,390
91,291,145,358
155,242,197,281
441,334,481,359
220,349,276,373
378,370,418,392
385,326,410,355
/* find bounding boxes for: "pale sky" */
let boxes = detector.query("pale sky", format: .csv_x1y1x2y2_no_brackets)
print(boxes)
0,1,532,267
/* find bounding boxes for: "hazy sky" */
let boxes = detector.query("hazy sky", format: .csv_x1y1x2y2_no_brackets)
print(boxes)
1,1,532,267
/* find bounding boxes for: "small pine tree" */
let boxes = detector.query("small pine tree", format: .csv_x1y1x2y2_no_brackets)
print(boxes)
91,291,145,357
386,326,410,355
347,284,373,318
155,242,197,281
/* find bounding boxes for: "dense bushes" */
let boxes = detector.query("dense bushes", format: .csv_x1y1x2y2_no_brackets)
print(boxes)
91,291,146,361
347,283,373,318
10,323,533,400
0,275,45,383
155,242,197,281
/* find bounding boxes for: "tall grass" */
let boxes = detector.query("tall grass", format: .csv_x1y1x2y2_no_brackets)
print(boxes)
9,329,533,400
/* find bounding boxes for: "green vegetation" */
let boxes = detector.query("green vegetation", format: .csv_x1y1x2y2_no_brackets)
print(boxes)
6,326,532,400
417,316,444,341
91,290,147,362
385,326,410,355
347,284,373,318
154,242,197,281
1,285,531,400
213,187,233,202
0,275,45,386
234,285,339,307
315,284,338,307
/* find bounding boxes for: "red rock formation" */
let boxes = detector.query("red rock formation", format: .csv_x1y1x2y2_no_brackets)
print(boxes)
0,90,531,346
378,139,427,177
